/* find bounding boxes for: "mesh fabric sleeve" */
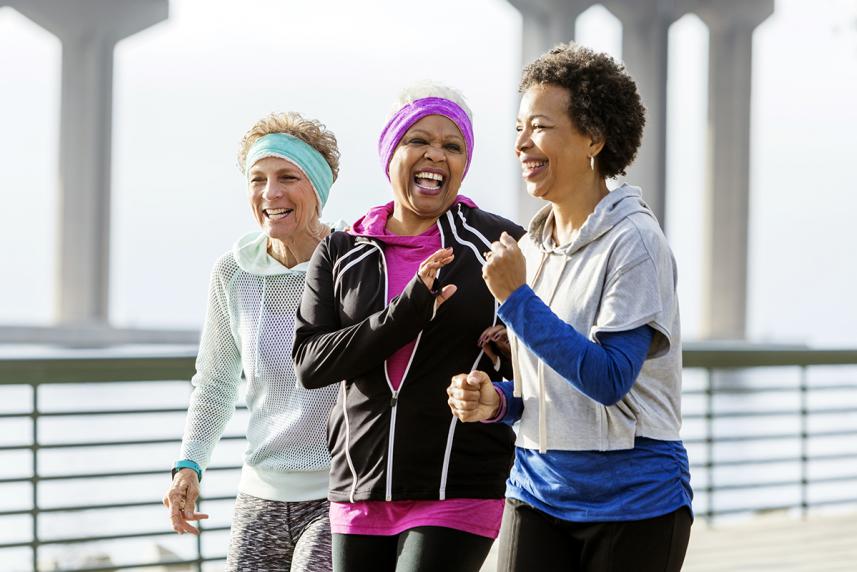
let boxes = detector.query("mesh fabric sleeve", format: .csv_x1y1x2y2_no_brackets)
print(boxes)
179,256,243,470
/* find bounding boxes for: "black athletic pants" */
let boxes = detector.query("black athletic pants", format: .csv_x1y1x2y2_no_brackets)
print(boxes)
332,526,494,572
498,498,692,572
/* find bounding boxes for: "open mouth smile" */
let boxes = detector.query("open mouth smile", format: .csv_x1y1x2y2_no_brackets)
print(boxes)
521,159,548,178
413,170,446,195
264,207,294,220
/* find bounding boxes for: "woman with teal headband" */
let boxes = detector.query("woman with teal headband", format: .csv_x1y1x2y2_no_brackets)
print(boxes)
163,112,341,571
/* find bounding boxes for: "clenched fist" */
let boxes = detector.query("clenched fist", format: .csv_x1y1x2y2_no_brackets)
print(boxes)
447,370,501,422
482,232,526,302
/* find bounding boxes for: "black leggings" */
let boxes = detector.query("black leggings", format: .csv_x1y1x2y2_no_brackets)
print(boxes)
498,498,692,572
332,526,494,572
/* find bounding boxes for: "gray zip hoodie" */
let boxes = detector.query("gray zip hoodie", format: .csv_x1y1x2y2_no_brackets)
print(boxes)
511,184,682,452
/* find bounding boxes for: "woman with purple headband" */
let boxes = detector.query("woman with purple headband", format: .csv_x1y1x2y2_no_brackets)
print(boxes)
293,82,525,571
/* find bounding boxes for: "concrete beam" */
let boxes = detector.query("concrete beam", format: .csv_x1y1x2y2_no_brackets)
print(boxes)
508,0,595,225
604,0,676,230
696,0,773,339
3,0,168,327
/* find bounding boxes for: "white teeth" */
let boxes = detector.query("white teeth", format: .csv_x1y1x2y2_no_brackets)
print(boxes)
523,160,546,169
415,171,444,182
265,208,293,220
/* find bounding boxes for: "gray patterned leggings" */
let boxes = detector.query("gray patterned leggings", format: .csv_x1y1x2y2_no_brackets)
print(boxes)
226,493,332,572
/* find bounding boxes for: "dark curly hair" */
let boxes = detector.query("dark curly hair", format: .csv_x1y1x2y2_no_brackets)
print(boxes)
519,43,645,179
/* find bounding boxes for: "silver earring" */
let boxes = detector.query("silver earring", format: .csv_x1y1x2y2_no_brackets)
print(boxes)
589,156,595,171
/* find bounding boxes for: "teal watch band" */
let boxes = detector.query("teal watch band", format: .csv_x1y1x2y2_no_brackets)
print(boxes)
172,459,202,481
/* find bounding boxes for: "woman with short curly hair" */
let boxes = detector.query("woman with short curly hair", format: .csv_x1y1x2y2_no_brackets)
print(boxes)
448,44,692,572
164,111,342,571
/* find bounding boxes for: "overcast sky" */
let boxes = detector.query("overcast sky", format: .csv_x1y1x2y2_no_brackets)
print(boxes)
1,0,856,345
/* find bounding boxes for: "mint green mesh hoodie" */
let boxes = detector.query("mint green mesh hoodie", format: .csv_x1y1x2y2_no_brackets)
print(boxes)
179,231,338,501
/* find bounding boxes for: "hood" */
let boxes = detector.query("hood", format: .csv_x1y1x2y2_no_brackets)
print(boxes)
233,232,304,276
233,220,348,276
528,183,656,256
349,195,478,246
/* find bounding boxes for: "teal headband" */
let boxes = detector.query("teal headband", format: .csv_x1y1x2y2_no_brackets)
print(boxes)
245,133,334,210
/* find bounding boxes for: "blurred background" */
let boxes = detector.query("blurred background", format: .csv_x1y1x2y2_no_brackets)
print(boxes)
1,0,856,570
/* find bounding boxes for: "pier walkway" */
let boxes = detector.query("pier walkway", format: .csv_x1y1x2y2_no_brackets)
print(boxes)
480,511,857,571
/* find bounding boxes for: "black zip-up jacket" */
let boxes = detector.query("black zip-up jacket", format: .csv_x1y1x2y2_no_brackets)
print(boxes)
293,203,525,503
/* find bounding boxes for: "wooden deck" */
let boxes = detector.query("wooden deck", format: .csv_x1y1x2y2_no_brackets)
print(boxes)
480,511,857,571
683,511,857,571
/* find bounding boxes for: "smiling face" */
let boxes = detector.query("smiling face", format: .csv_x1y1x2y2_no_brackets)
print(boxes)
247,156,319,242
515,84,600,202
388,114,467,227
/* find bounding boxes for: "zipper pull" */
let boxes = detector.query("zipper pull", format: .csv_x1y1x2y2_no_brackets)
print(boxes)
390,394,398,407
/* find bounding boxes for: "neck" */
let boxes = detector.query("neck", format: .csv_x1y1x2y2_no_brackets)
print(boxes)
549,176,609,245
267,222,329,267
386,203,439,236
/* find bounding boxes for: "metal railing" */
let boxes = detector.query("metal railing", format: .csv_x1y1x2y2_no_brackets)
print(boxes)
681,345,857,519
0,346,856,570
0,351,218,571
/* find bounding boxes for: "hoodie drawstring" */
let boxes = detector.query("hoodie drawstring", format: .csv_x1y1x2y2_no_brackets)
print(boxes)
511,251,550,398
254,279,267,383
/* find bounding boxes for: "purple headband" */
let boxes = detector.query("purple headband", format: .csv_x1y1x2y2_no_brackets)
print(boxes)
378,96,474,180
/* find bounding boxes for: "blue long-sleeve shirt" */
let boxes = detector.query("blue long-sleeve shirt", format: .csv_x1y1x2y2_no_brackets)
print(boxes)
493,285,693,522
500,284,653,407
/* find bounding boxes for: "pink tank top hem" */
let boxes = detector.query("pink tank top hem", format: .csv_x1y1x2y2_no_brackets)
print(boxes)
329,499,505,539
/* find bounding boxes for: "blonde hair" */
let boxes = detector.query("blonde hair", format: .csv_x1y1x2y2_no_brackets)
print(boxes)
237,112,340,180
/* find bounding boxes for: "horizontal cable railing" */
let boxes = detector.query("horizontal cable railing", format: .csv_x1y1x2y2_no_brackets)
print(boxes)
1,346,856,570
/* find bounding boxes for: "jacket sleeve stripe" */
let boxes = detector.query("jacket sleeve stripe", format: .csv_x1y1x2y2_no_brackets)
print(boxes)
455,207,494,249
332,243,371,276
445,211,487,265
335,247,377,290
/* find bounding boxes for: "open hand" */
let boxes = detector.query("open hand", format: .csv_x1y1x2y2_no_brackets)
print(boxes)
418,247,457,307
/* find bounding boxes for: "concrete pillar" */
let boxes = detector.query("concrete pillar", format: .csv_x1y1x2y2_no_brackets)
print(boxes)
508,0,595,225
3,0,168,326
696,0,773,339
604,0,674,229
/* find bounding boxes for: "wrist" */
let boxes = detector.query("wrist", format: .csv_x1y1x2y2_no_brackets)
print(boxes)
481,387,507,423
490,402,502,419
172,459,202,482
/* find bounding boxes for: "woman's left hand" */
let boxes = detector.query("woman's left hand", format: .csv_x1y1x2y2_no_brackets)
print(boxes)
479,325,510,364
483,232,526,302
418,247,458,308
162,469,209,535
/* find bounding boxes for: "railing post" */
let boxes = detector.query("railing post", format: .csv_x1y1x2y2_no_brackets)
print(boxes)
799,366,809,519
705,368,715,521
196,497,204,572
31,383,39,571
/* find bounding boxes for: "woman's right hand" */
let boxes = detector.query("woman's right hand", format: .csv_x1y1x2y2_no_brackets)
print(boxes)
418,247,457,307
162,469,209,535
447,370,501,422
